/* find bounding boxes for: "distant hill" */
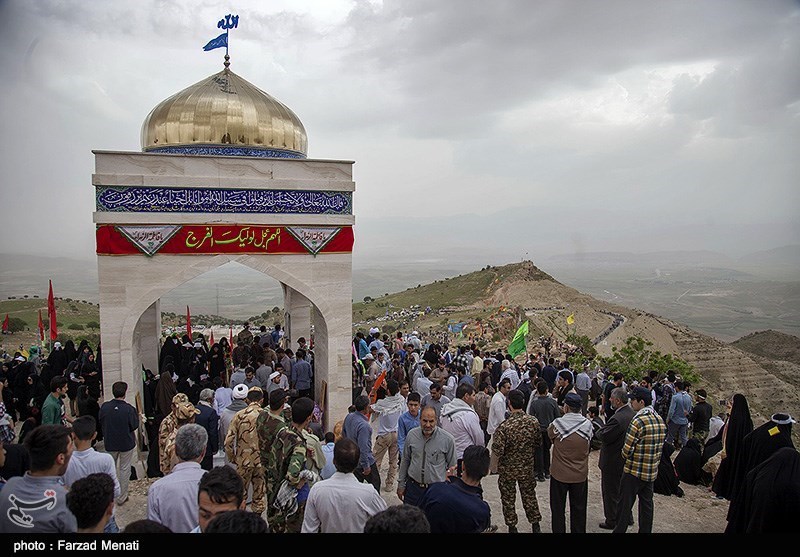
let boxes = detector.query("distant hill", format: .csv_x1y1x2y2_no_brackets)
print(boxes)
738,245,800,267
731,329,800,365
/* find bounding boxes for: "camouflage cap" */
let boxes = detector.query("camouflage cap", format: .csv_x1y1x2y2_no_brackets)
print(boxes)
175,401,200,419
172,393,189,405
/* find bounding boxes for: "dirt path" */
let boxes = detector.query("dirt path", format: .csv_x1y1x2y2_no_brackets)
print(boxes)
115,449,729,533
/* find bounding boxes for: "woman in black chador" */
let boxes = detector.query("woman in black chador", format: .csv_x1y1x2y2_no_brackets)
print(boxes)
711,393,753,500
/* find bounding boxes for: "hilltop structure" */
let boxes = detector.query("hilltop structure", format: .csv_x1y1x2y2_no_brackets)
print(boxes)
93,48,355,425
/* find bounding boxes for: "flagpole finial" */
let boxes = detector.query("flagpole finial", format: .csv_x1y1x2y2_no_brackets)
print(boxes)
224,53,230,70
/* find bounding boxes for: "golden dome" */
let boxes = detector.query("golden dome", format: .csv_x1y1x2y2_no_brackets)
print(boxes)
141,68,307,158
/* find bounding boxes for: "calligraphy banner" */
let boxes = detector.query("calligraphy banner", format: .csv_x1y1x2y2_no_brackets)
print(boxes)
96,186,353,215
96,225,354,256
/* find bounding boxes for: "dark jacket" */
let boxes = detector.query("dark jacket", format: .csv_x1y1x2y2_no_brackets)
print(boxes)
195,402,219,470
99,398,139,452
597,404,635,472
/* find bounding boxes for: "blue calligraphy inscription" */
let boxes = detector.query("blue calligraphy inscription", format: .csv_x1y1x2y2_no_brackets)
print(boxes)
96,186,353,215
146,146,306,159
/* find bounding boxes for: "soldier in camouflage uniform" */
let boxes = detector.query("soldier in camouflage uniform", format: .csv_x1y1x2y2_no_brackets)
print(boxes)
491,389,543,533
266,397,315,533
225,387,267,513
158,393,190,475
161,400,200,475
258,389,290,510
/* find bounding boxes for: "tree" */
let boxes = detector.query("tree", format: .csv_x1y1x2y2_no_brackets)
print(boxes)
6,317,26,333
86,321,100,329
363,296,373,303
68,323,84,331
598,336,697,384
565,333,597,369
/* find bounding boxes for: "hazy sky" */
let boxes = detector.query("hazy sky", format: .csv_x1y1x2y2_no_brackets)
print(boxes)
0,1,797,265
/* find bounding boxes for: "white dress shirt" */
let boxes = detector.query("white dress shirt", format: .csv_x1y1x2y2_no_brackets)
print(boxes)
487,391,508,435
500,368,521,390
301,472,388,533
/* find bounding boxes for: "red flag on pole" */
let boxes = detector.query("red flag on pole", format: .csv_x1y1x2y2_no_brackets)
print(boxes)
1,314,8,334
47,280,58,341
186,306,193,340
209,329,215,345
38,310,45,342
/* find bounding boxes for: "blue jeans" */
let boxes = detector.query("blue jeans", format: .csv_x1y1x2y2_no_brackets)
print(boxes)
104,516,119,533
403,480,428,507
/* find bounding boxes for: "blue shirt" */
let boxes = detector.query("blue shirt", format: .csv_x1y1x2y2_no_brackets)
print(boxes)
291,359,313,390
321,442,336,480
667,391,693,425
342,411,375,470
397,410,420,457
358,339,370,359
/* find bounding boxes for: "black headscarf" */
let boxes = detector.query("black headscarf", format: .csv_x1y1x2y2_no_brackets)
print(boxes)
725,447,800,533
712,393,753,499
654,442,683,496
674,438,704,485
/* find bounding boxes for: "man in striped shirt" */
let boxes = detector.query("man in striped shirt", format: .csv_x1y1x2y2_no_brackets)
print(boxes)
614,387,667,533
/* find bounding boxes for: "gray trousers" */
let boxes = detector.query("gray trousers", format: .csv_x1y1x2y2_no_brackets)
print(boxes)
108,448,136,503
666,422,688,447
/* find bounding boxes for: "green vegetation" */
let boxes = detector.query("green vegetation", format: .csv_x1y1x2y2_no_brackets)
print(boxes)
565,333,597,369
598,336,698,384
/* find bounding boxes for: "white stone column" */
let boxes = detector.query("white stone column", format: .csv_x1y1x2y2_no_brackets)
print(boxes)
97,257,135,403
312,294,353,431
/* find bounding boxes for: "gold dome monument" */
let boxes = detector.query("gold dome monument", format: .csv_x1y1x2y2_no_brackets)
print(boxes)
141,57,307,159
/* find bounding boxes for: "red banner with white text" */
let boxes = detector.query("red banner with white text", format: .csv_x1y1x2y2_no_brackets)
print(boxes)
96,224,354,256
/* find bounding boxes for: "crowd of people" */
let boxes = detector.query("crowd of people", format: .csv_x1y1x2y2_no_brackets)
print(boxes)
0,324,797,534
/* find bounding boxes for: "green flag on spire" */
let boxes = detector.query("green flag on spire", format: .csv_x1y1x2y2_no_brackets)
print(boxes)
507,320,529,358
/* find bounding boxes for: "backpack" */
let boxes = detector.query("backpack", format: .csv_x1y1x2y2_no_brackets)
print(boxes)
655,383,674,419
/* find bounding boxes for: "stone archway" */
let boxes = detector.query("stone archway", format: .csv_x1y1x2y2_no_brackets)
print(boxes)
94,151,355,428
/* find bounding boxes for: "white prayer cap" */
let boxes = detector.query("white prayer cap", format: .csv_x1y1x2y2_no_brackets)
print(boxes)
269,371,281,381
771,413,796,425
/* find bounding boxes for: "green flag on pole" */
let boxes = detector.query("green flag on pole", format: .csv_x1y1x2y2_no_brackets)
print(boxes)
507,320,529,358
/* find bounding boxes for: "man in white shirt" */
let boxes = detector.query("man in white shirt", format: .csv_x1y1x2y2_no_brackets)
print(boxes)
63,416,121,533
302,437,387,533
500,360,521,390
370,379,406,492
440,384,485,476
487,378,512,439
